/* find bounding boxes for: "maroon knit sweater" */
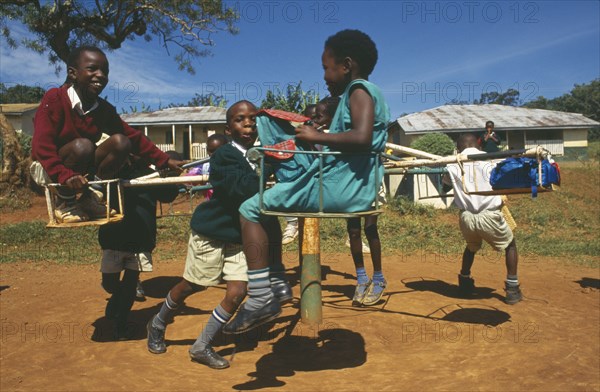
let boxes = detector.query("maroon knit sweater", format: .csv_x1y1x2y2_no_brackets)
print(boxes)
32,86,169,184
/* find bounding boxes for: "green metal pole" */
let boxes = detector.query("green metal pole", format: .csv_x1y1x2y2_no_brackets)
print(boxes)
300,217,322,325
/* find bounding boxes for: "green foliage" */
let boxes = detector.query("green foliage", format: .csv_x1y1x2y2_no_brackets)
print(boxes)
260,82,319,113
16,132,32,157
166,93,228,109
1,0,239,75
410,132,455,156
121,102,154,114
588,141,600,162
0,83,45,103
186,93,228,108
523,79,600,140
474,88,520,106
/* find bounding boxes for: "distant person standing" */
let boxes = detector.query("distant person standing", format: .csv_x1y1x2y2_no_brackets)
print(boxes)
479,120,501,153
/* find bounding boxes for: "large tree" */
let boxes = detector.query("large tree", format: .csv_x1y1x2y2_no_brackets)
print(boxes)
1,0,239,75
474,88,521,106
524,79,599,121
524,79,600,140
0,83,46,103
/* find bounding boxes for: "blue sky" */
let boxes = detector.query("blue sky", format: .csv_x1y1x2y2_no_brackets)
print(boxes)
1,1,598,120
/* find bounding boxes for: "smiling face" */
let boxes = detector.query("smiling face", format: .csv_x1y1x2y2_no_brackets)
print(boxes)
225,102,257,149
322,48,350,97
68,50,109,107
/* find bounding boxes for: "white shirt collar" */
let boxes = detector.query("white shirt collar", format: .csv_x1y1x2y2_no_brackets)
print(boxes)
230,140,247,155
230,140,256,170
67,86,99,115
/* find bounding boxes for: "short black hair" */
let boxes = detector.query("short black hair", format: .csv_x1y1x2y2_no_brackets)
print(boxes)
303,104,317,117
67,45,106,69
325,29,378,77
318,96,341,119
485,120,494,127
457,133,479,151
207,133,228,145
226,100,256,123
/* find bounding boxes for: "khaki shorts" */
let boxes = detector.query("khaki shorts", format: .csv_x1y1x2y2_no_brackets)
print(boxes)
459,209,514,252
183,231,248,286
101,249,153,273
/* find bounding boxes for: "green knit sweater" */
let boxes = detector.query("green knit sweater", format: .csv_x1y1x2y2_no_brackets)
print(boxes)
190,143,260,243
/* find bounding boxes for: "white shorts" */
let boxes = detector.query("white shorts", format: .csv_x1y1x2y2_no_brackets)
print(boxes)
30,161,52,186
183,231,248,287
459,209,514,252
101,249,153,273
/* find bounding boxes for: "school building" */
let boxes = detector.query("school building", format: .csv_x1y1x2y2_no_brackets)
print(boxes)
0,103,39,135
385,104,599,209
388,104,599,160
121,106,227,160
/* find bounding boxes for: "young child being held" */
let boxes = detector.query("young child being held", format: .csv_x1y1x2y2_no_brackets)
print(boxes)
31,45,182,223
224,29,390,334
146,101,291,369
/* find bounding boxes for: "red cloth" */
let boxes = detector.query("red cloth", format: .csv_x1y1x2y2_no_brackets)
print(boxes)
257,109,310,123
264,139,296,160
32,86,169,184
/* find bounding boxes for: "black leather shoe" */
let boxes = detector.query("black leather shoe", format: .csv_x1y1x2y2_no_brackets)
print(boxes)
504,283,523,305
222,299,281,335
189,345,230,369
458,274,475,296
146,317,167,354
272,281,293,304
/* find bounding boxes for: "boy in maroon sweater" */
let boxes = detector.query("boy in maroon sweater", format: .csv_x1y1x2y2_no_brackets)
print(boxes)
31,45,182,223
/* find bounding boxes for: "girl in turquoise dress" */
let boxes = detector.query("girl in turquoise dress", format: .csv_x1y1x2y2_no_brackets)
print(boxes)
225,29,391,334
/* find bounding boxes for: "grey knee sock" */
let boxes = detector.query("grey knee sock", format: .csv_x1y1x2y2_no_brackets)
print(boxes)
152,292,178,330
245,267,273,311
190,304,232,353
269,263,286,286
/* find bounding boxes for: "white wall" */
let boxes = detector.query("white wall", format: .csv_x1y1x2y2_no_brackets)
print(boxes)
563,129,588,147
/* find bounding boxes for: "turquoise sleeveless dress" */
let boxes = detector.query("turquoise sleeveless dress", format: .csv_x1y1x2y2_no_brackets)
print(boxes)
240,79,390,222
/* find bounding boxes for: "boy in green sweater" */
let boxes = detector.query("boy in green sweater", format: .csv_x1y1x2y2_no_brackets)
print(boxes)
146,100,290,369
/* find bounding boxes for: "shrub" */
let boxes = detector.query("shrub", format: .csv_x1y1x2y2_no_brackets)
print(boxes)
410,132,455,156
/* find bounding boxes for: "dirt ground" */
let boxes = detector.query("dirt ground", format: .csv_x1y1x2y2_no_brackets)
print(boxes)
1,201,599,391
1,258,598,391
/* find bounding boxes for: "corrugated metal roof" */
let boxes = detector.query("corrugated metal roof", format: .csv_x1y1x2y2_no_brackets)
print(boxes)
0,103,39,115
395,104,599,134
121,106,226,125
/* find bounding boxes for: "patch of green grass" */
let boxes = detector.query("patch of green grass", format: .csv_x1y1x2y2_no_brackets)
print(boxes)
0,187,32,212
0,221,100,264
1,164,598,267
588,140,600,161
